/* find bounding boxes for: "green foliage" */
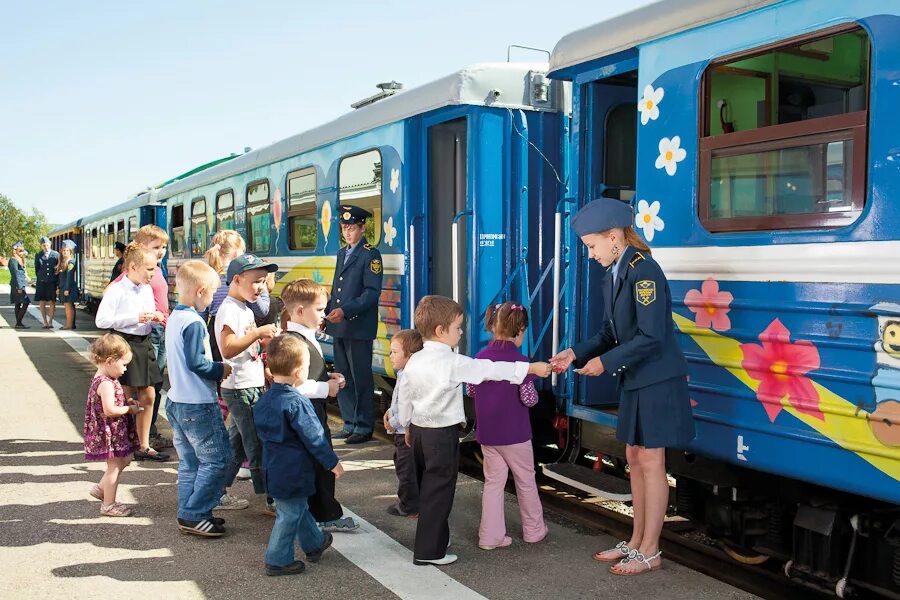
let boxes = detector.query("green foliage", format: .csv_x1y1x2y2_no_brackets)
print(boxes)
0,193,51,258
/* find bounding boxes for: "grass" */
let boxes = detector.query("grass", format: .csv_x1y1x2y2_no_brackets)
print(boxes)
0,265,34,285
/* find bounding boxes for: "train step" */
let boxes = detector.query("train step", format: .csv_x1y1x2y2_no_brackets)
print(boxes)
541,462,632,502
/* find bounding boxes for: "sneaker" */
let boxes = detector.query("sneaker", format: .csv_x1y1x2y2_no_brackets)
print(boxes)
263,498,276,516
149,433,173,449
265,561,306,576
236,467,251,480
306,532,333,563
178,517,225,537
319,516,359,532
331,430,352,440
413,554,458,566
387,504,418,518
214,493,249,511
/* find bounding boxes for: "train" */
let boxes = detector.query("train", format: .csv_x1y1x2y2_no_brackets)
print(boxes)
48,1,900,596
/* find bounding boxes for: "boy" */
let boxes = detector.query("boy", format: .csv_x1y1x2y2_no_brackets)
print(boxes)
384,329,424,518
254,335,343,576
214,254,279,511
397,295,552,566
281,279,359,532
165,260,233,537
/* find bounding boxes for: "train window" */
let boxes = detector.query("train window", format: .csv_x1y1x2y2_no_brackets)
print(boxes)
116,219,125,247
190,197,208,256
128,216,138,241
338,149,382,244
215,190,235,231
287,167,317,250
91,227,99,258
245,180,270,253
171,204,185,256
107,222,115,258
699,25,869,232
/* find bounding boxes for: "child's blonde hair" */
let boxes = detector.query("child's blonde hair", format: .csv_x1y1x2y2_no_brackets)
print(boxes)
391,329,424,356
123,242,156,270
175,260,220,296
281,279,327,313
90,333,132,365
134,224,169,246
485,302,529,339
267,334,310,377
414,295,464,340
205,230,246,275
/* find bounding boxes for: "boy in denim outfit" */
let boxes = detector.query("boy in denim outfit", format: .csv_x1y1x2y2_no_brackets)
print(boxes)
254,334,344,576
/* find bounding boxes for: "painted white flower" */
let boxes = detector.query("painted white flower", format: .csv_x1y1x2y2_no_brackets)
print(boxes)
638,84,664,125
383,216,397,246
634,199,664,242
390,168,400,194
655,136,687,176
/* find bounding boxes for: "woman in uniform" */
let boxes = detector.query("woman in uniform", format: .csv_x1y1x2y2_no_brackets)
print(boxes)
8,241,31,329
550,197,695,576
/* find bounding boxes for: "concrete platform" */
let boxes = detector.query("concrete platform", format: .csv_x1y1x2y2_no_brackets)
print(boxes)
0,291,758,599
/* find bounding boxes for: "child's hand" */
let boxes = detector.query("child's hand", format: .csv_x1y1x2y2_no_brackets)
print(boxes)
383,410,394,434
404,429,412,448
264,367,274,384
329,372,346,389
528,361,552,377
152,311,165,323
331,462,345,479
255,324,278,340
128,405,144,415
138,312,153,323
327,378,340,398
221,364,232,380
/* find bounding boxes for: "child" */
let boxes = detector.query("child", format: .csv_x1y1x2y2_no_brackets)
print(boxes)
165,260,234,537
202,230,246,362
254,334,344,576
84,333,143,516
96,243,167,462
57,240,78,330
384,329,423,518
467,302,548,550
214,254,279,511
281,279,358,531
396,295,552,566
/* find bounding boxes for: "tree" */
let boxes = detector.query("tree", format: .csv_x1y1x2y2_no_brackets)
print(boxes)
0,193,51,259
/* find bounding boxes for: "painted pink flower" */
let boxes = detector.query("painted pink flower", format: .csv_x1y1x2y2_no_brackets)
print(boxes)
685,278,733,331
740,319,822,422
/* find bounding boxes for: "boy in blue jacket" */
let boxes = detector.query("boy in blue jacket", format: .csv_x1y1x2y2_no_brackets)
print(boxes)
254,334,345,576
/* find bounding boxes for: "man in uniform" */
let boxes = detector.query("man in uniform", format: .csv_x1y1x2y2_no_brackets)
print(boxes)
325,205,383,444
34,236,60,329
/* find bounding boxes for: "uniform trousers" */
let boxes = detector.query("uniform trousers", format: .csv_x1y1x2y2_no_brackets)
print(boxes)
308,398,343,523
411,424,459,560
332,337,375,435
479,440,548,546
394,433,419,513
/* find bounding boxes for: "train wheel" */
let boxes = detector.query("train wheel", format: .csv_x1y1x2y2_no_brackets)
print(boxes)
719,540,770,565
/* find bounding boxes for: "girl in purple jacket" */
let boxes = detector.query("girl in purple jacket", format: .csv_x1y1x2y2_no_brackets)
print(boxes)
467,302,548,550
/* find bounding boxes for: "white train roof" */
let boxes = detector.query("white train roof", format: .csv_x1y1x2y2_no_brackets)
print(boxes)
549,0,780,77
159,62,558,199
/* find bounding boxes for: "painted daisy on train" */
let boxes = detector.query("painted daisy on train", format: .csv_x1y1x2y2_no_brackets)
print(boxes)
383,216,397,246
655,136,686,176
638,84,664,125
634,199,664,242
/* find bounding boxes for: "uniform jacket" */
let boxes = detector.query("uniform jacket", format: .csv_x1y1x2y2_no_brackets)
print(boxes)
35,250,59,284
573,246,688,390
325,236,383,340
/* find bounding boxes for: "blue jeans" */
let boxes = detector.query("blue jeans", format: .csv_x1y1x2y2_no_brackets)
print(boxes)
265,495,324,567
221,387,266,494
166,399,233,521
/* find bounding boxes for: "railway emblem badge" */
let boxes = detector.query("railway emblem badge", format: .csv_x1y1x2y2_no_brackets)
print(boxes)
370,258,382,274
636,280,656,306
343,211,352,221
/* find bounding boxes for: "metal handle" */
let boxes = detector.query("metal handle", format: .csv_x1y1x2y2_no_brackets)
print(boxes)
551,210,562,385
408,223,416,324
451,211,469,304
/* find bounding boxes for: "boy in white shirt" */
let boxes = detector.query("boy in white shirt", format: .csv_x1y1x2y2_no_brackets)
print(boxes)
214,255,279,511
397,295,552,566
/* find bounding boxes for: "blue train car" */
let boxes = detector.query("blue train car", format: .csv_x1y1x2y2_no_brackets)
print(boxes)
545,0,900,595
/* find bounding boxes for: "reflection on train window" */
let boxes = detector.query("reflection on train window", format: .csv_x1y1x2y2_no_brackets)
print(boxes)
287,167,317,250
190,197,207,256
338,149,382,245
99,225,107,258
699,25,869,232
216,190,235,231
171,204,185,256
91,228,99,259
128,216,138,242
106,222,115,258
116,219,125,247
246,180,270,253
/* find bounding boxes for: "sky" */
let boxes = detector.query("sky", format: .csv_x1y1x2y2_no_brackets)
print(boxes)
1,0,654,226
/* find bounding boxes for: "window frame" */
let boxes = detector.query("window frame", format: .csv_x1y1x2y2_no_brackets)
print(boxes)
215,189,235,231
697,23,870,233
245,178,271,253
171,204,186,257
286,166,318,251
190,196,208,256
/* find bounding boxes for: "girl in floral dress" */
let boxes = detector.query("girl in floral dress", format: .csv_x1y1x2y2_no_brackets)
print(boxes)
84,333,143,517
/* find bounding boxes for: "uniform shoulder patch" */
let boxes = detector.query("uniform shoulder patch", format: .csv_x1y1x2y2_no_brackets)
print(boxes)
369,258,382,274
629,251,646,268
364,243,374,250
635,280,656,306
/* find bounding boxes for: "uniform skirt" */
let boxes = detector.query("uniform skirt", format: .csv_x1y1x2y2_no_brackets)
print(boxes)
115,331,163,388
616,376,695,449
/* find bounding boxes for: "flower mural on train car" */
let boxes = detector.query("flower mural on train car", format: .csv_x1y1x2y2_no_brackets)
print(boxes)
634,199,664,242
740,318,823,422
383,216,397,246
638,84,664,125
390,168,400,194
320,201,332,250
655,136,687,176
685,277,733,332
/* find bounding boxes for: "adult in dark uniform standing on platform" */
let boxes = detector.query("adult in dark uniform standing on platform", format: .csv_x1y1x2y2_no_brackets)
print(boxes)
550,197,695,577
34,236,60,329
325,205,383,444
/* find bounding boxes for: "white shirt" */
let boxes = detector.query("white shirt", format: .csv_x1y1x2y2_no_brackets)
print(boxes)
95,277,155,335
215,296,265,389
286,322,330,399
397,340,529,429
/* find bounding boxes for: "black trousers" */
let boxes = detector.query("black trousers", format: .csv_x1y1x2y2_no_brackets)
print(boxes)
14,297,30,325
411,425,459,560
394,434,420,513
308,398,343,522
332,337,375,435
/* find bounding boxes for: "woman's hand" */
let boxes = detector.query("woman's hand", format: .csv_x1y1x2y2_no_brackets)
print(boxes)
549,348,576,373
574,357,605,377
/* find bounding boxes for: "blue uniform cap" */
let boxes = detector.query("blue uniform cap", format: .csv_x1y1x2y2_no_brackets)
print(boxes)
338,205,373,225
11,241,24,250
62,239,77,251
40,236,50,244
571,198,634,237
226,254,278,284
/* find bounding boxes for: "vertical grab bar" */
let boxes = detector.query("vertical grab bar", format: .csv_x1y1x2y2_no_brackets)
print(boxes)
408,222,416,325
451,210,471,305
551,207,562,386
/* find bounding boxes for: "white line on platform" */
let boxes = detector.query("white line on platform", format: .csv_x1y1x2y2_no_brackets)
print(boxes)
25,304,93,361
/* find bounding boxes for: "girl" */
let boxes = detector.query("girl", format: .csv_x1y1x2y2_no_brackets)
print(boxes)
95,243,167,462
84,333,143,516
57,240,78,330
466,302,548,550
8,241,30,329
202,230,246,362
550,197,695,576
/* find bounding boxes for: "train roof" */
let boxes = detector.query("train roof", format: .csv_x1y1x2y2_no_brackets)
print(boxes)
75,191,159,229
548,0,780,78
158,62,560,199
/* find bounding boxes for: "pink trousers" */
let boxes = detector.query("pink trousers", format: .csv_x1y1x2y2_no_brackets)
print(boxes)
480,440,548,546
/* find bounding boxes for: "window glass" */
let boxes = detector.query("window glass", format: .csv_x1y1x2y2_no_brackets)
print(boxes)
171,205,185,256
91,228,99,258
246,181,270,252
116,220,125,246
288,168,317,250
107,222,114,257
339,150,382,244
190,198,208,256
128,216,138,241
216,190,235,231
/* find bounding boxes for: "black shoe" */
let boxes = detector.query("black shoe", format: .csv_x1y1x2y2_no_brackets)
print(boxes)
212,517,225,526
387,504,418,518
306,532,333,563
331,430,352,440
14,323,28,329
134,448,170,462
345,433,372,444
177,518,225,537
265,561,306,576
